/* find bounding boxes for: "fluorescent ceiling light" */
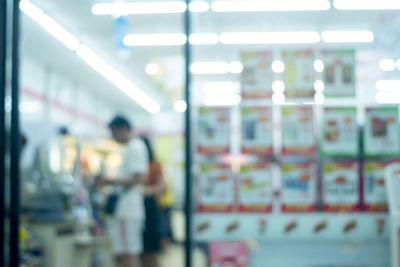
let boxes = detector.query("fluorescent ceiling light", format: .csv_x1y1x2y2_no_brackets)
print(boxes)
20,0,160,114
77,45,160,114
173,100,187,113
20,0,80,50
314,60,325,72
375,80,400,93
314,92,325,104
19,101,42,114
314,80,325,92
145,63,160,76
272,81,285,93
220,31,320,44
189,1,210,12
272,60,285,73
379,59,396,72
203,82,240,94
321,30,374,43
334,0,400,10
203,93,241,106
189,33,219,45
123,33,187,46
92,1,187,15
191,62,230,74
229,61,243,74
376,93,400,103
272,93,285,104
211,0,331,12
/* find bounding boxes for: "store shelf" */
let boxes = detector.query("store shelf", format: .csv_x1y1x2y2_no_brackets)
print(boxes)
194,213,388,241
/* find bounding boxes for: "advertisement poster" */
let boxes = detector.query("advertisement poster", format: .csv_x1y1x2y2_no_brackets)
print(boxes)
282,50,315,98
281,162,317,212
321,107,358,156
238,162,273,212
322,50,355,97
281,106,316,155
241,106,273,155
241,51,274,99
322,161,360,212
364,107,400,157
363,160,395,212
198,107,230,154
197,163,235,212
209,241,249,267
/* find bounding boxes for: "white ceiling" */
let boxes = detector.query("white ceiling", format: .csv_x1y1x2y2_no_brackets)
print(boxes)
22,0,400,110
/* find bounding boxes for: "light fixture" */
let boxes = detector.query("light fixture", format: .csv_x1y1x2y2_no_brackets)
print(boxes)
314,92,325,104
189,33,219,45
272,93,285,104
91,1,187,15
321,30,374,43
173,100,187,113
77,45,160,114
379,59,396,72
211,0,331,12
229,61,244,74
272,81,285,93
203,93,241,106
123,33,187,46
376,93,400,104
314,60,325,72
375,80,400,93
220,31,321,44
189,1,210,12
19,101,42,114
20,0,160,114
333,0,400,10
272,60,285,73
19,0,80,50
314,80,325,92
190,62,230,74
203,82,240,94
145,63,160,76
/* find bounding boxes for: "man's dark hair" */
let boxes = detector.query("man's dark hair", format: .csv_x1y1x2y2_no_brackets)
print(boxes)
108,115,132,129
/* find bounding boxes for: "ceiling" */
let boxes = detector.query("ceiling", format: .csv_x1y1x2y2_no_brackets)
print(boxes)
22,0,400,110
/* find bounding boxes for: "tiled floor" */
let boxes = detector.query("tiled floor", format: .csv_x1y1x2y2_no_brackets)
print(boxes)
160,244,207,267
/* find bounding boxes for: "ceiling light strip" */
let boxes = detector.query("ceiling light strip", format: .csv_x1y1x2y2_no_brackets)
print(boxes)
20,0,160,114
334,0,400,10
92,1,187,15
211,0,331,12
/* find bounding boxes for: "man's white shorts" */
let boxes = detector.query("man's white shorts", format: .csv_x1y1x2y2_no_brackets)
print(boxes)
108,218,144,255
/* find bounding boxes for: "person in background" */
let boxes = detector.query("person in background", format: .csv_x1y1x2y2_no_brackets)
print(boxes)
140,136,166,267
98,115,148,267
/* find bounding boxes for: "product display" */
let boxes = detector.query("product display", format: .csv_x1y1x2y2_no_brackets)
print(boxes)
282,50,315,98
198,107,231,154
209,241,249,267
363,160,395,212
241,51,274,99
321,107,358,156
281,162,317,212
322,161,360,212
241,106,273,155
364,107,400,157
322,50,356,97
197,163,235,212
238,162,273,212
281,106,316,155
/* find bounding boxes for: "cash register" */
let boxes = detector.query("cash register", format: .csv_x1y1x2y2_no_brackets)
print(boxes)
385,163,400,267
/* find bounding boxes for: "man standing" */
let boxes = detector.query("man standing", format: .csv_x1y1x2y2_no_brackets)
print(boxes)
99,115,148,267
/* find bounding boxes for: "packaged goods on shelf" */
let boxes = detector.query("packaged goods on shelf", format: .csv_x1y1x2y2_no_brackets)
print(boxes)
281,161,317,212
196,163,235,212
321,107,358,156
198,107,231,154
238,162,273,212
241,106,273,155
